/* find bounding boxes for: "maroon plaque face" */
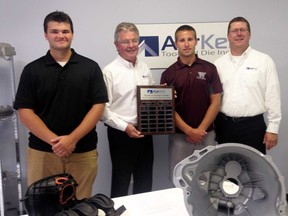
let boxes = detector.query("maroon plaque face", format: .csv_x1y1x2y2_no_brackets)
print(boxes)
137,85,175,135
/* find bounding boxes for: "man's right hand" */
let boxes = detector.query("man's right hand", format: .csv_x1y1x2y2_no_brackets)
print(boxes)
125,124,144,138
185,128,207,143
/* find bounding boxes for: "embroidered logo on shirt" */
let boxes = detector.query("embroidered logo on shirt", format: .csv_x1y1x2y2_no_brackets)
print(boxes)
246,67,257,70
197,72,206,80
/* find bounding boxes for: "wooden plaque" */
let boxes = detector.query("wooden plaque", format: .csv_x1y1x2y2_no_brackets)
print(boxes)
137,85,175,135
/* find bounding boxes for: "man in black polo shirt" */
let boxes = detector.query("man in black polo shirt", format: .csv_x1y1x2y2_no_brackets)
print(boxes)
13,11,108,199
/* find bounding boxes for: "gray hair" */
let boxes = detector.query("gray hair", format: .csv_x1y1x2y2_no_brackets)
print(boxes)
114,22,139,42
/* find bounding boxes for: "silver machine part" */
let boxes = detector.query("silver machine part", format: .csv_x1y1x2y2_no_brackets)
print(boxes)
0,161,5,216
0,42,24,215
173,143,287,216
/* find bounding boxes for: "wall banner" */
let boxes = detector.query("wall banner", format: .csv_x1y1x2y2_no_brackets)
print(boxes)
136,22,229,69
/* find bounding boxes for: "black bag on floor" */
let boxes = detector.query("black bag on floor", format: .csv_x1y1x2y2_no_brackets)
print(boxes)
21,173,78,216
55,193,126,216
22,173,126,216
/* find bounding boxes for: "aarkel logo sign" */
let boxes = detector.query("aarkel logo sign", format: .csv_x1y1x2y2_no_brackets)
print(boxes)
136,22,229,69
139,36,159,57
146,89,166,94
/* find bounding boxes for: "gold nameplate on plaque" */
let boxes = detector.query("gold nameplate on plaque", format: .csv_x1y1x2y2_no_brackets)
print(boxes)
137,85,175,135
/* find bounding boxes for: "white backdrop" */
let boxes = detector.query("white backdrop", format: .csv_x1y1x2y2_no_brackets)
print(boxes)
0,0,287,200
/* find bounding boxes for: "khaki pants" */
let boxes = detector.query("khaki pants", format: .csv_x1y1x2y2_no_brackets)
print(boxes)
27,148,98,199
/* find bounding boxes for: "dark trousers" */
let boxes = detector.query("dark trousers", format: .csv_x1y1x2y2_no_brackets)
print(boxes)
107,126,154,198
214,112,266,154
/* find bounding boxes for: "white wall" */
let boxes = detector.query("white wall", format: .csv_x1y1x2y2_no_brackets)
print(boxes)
0,0,287,199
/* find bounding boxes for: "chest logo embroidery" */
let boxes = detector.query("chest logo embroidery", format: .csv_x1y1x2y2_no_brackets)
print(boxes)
197,72,206,80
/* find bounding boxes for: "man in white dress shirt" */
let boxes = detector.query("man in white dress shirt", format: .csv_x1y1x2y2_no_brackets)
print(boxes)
101,22,154,198
214,16,281,154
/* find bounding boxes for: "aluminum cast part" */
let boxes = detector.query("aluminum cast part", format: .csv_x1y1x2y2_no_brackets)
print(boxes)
173,143,287,216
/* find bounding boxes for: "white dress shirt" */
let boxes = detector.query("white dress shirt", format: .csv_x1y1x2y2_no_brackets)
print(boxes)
101,55,154,131
214,47,281,133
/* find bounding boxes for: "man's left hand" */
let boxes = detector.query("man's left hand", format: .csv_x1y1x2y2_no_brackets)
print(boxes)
263,132,278,150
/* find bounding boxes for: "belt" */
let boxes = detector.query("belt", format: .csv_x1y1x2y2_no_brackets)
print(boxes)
218,112,263,123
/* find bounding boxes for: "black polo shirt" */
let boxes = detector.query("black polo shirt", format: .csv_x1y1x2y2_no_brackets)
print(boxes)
14,49,108,152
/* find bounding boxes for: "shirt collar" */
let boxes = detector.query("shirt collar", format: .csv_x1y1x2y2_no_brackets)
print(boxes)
228,46,251,64
117,54,138,68
45,48,78,65
175,54,201,69
229,46,251,57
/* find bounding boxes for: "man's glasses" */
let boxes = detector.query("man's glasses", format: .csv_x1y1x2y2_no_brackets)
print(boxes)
229,28,249,34
118,39,139,46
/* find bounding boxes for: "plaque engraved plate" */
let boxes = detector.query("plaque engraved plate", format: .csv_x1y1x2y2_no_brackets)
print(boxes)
137,85,175,135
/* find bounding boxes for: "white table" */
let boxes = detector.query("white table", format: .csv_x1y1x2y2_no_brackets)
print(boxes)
21,188,189,216
100,188,189,216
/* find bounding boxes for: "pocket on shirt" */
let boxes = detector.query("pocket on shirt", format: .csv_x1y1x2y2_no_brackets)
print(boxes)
241,69,259,87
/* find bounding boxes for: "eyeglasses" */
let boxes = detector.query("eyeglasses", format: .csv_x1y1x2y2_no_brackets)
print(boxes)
229,28,249,34
118,39,139,46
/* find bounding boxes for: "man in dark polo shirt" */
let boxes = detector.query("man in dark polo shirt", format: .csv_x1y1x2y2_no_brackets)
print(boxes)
13,11,108,199
160,25,223,181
